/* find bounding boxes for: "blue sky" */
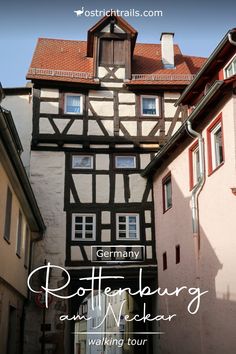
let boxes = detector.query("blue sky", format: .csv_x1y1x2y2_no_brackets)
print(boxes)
0,0,236,87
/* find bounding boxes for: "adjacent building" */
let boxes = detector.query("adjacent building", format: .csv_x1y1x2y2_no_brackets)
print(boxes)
143,28,236,354
0,85,45,354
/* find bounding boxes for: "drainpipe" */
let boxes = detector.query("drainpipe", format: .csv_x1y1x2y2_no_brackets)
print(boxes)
228,31,236,46
186,121,205,354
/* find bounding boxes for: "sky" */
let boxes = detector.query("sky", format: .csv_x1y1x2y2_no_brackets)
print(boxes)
0,0,236,87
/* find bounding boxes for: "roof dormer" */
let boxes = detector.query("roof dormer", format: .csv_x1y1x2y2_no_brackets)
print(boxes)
87,14,137,80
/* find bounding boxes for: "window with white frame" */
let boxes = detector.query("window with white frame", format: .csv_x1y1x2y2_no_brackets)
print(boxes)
72,155,93,169
72,214,96,240
116,214,140,240
225,56,236,78
141,96,159,116
115,156,136,169
162,173,172,212
210,122,224,170
64,94,83,114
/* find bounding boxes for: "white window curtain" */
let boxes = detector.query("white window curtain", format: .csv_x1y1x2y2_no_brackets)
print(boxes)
66,95,81,113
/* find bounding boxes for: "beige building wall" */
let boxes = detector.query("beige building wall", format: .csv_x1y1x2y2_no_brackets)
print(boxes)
0,161,33,354
3,93,32,174
153,95,236,354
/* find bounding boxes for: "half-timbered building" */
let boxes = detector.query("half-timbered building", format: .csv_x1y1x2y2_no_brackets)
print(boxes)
23,14,206,354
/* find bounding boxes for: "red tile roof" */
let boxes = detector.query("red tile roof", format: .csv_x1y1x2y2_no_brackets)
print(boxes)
27,38,206,85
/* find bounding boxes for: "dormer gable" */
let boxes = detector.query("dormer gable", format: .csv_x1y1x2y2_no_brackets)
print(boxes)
87,14,138,80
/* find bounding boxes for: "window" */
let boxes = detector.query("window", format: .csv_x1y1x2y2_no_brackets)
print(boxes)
162,173,172,212
64,94,83,114
141,96,160,116
99,39,125,66
116,214,140,240
115,156,136,169
176,245,180,264
24,226,30,268
4,187,13,242
207,114,224,174
72,214,96,240
163,252,167,270
225,56,236,78
72,155,93,169
189,142,201,190
16,210,23,257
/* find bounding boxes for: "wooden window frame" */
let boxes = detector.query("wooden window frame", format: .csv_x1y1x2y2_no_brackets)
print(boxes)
207,113,224,176
140,95,160,117
4,187,13,243
72,214,96,241
224,55,236,79
162,172,172,213
64,93,83,115
116,213,140,241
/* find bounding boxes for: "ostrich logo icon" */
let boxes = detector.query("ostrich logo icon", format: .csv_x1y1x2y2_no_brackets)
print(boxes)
74,7,85,16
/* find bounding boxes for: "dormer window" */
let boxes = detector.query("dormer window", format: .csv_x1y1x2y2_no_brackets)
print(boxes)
225,56,236,78
99,39,125,66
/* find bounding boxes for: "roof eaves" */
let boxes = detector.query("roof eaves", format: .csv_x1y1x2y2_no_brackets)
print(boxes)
142,80,224,177
175,29,235,107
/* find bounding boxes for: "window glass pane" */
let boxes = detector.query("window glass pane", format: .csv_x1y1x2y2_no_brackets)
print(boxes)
129,216,136,223
119,233,126,238
16,211,23,256
75,216,83,223
66,95,81,113
164,178,172,210
214,127,223,166
72,156,93,169
119,216,126,223
129,232,137,239
74,232,83,239
116,156,136,168
142,97,157,115
4,187,12,241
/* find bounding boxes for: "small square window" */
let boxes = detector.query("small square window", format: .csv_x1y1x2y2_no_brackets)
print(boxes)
207,115,224,174
64,94,83,114
141,96,159,116
72,214,96,241
116,214,140,240
115,156,136,169
72,155,93,169
162,173,172,213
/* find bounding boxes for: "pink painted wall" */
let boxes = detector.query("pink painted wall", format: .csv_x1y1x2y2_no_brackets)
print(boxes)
152,94,236,354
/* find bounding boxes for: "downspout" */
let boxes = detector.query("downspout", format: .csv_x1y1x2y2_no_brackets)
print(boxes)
186,121,205,354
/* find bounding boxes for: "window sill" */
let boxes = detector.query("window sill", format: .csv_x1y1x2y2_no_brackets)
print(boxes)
208,161,224,177
163,206,172,214
3,236,10,245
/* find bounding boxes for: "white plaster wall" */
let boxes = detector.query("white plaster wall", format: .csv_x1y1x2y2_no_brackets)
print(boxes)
121,121,137,135
115,174,125,203
140,154,151,170
73,174,92,203
30,151,66,266
129,174,147,202
40,101,59,114
3,94,32,173
118,93,135,103
41,88,59,98
96,155,109,170
115,68,125,79
89,90,113,99
142,121,157,136
67,120,83,135
118,104,135,117
40,118,55,134
89,101,114,116
96,175,109,203
164,102,178,117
